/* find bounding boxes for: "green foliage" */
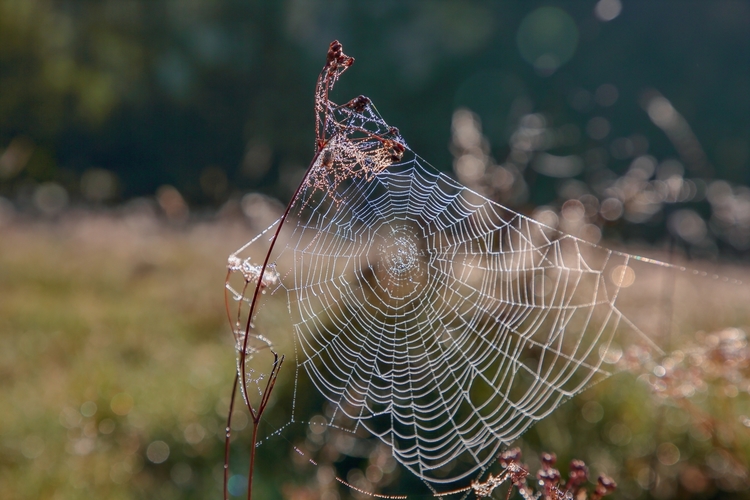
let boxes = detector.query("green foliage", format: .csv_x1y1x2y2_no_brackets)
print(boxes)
1,1,748,205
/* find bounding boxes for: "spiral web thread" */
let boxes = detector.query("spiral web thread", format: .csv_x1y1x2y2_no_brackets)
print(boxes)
225,42,679,497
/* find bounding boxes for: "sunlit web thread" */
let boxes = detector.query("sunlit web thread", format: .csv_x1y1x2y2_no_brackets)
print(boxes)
225,41,739,497
335,477,408,499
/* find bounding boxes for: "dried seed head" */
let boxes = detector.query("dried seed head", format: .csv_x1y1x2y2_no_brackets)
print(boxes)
347,95,371,113
597,474,617,493
541,452,557,468
385,139,406,162
567,459,589,490
327,40,343,65
537,467,561,485
499,447,522,467
325,40,354,73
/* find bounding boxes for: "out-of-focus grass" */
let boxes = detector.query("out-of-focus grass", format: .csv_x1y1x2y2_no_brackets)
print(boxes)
0,214,254,499
1,214,750,500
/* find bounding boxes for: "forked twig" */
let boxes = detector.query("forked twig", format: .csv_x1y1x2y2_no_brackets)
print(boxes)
246,351,284,496
222,372,238,500
222,349,284,500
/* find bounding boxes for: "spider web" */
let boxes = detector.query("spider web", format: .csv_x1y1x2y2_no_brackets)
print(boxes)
224,42,697,497
226,110,672,494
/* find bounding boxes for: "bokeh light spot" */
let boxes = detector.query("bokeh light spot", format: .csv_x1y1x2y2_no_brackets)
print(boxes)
586,116,611,140
146,440,170,464
595,84,619,107
228,474,247,496
309,414,328,435
532,153,584,178
608,423,632,446
110,461,132,484
81,168,117,202
183,422,206,444
110,392,134,416
171,462,193,485
600,197,623,221
80,401,97,418
668,209,707,244
599,343,623,364
657,442,680,466
611,265,635,288
594,0,623,22
517,7,579,75
99,418,116,435
581,401,604,423
34,182,68,215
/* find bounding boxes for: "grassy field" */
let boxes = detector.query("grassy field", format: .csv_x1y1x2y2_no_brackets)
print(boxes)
0,213,253,499
1,213,749,499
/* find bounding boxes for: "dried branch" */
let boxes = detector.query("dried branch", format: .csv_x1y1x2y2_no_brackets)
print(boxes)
468,448,616,500
224,39,405,500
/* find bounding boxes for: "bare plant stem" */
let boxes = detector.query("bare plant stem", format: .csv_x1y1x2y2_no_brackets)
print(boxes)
224,350,285,499
247,352,283,498
223,373,239,500
225,41,356,500
247,421,259,499
223,147,322,500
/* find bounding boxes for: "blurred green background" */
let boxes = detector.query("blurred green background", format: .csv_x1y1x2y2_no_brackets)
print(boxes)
2,1,749,217
2,1,750,499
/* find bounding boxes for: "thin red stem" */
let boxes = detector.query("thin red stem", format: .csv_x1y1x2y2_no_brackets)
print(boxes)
244,353,283,500
247,420,259,499
224,270,234,327
235,148,324,500
233,40,355,500
238,145,324,413
223,372,238,500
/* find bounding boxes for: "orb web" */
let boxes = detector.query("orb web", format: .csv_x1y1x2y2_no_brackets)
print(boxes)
224,41,681,497
226,108,669,494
